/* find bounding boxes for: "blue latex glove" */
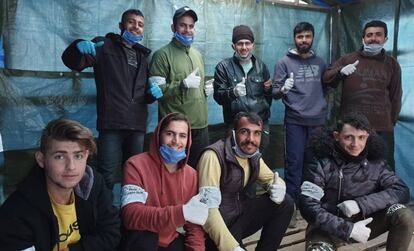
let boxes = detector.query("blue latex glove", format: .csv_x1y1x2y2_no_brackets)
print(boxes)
147,83,163,99
76,40,104,56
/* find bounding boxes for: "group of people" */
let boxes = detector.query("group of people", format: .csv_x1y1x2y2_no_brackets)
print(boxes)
0,5,412,251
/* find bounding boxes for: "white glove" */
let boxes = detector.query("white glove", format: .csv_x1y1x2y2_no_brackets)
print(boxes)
340,60,359,76
233,77,246,97
269,172,286,204
337,200,360,217
183,67,201,88
281,72,294,94
232,246,246,251
204,79,214,96
350,217,373,243
182,193,209,225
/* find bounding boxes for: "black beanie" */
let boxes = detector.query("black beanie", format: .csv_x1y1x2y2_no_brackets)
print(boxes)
232,25,254,44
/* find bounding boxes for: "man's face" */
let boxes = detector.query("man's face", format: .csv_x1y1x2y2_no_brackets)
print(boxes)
171,15,195,37
120,14,144,35
294,30,313,54
363,26,387,45
232,39,255,58
333,124,369,157
35,140,89,193
160,120,188,151
235,117,262,155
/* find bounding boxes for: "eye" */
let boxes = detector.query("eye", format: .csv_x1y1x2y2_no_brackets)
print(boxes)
54,155,64,160
74,153,84,160
255,131,262,136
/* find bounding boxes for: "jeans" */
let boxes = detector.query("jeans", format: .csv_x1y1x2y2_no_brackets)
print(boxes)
121,230,185,251
97,130,145,189
188,127,209,168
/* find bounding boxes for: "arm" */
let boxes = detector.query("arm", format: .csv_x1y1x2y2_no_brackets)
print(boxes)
271,60,288,100
388,60,402,125
61,38,104,72
213,61,238,105
0,210,35,250
322,57,347,88
262,63,273,105
354,163,410,217
256,158,282,188
298,158,354,241
197,150,239,251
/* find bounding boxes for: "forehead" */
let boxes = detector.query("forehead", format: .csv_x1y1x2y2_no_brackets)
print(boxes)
295,30,313,37
340,124,369,135
46,139,85,153
237,117,262,131
235,39,253,44
364,26,385,36
124,14,144,23
176,15,195,25
163,120,188,133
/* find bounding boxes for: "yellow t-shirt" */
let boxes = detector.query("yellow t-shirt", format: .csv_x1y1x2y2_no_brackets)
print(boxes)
50,192,81,251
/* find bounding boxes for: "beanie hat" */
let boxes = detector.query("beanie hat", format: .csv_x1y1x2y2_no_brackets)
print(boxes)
232,25,254,44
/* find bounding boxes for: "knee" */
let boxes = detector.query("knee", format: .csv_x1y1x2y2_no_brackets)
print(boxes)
387,204,414,230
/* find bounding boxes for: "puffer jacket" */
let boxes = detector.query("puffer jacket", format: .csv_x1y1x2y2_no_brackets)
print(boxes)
213,55,272,125
299,129,410,241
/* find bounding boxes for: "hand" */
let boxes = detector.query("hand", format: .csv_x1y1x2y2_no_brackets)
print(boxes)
183,67,201,88
147,83,163,99
182,193,209,225
340,60,359,76
204,79,214,96
269,172,286,204
281,72,294,94
350,217,373,243
337,200,360,217
76,40,104,56
232,246,246,251
264,79,272,90
233,77,246,97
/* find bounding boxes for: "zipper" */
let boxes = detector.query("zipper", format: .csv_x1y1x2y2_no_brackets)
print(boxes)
337,168,343,215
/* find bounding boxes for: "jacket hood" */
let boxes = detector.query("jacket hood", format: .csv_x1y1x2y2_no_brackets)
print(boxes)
105,32,151,56
287,48,316,59
148,112,192,170
306,128,387,161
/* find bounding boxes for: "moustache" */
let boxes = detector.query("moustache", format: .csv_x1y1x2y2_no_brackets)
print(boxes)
240,141,259,148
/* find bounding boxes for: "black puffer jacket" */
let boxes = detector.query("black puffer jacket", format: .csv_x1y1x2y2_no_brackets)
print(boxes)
299,129,410,241
213,55,272,125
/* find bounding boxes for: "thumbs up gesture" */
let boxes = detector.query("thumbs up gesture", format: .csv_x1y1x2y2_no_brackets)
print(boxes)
233,77,247,97
76,40,105,56
340,60,359,76
350,217,373,243
269,172,286,204
281,72,294,94
183,67,201,88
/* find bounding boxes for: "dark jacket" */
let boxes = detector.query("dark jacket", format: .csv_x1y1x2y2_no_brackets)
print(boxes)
205,137,261,225
213,55,272,125
62,33,154,131
0,166,121,251
299,129,410,241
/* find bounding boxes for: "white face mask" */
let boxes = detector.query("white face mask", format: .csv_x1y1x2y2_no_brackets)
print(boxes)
362,40,384,56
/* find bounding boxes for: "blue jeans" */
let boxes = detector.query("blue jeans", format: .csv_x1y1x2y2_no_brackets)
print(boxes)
284,123,321,203
97,130,145,189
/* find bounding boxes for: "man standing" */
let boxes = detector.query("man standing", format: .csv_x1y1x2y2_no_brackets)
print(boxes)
323,20,402,169
149,6,212,168
272,22,327,218
213,25,272,151
299,112,413,251
62,9,158,192
0,119,120,250
197,112,294,251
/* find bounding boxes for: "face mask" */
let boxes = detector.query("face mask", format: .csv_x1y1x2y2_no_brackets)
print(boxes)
231,130,260,159
174,31,193,46
159,144,186,164
362,41,384,56
234,51,252,62
122,30,144,45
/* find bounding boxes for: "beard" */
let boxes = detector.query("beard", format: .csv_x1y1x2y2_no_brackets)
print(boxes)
295,42,312,54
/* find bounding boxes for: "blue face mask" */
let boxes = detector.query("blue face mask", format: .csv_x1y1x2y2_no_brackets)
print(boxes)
122,30,144,45
159,144,187,164
174,31,193,46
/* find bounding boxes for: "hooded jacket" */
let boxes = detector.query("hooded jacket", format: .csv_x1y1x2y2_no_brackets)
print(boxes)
62,33,154,131
299,129,410,241
121,113,205,250
0,166,121,251
273,49,327,126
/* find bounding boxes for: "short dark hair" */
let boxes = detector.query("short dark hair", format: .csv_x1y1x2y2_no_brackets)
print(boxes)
40,119,96,154
335,112,371,133
293,22,314,37
159,112,191,134
363,20,388,37
121,9,144,24
233,112,263,131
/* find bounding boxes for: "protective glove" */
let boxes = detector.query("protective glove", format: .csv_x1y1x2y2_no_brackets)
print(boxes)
233,77,246,97
340,60,359,76
269,172,286,204
147,83,163,99
337,200,360,217
232,246,246,251
204,79,214,96
182,193,209,225
281,72,294,94
350,217,373,243
76,40,104,56
183,67,201,88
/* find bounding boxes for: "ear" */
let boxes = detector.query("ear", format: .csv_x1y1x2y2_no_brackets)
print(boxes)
384,37,388,43
231,44,235,51
35,151,45,168
333,131,339,141
171,23,175,33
